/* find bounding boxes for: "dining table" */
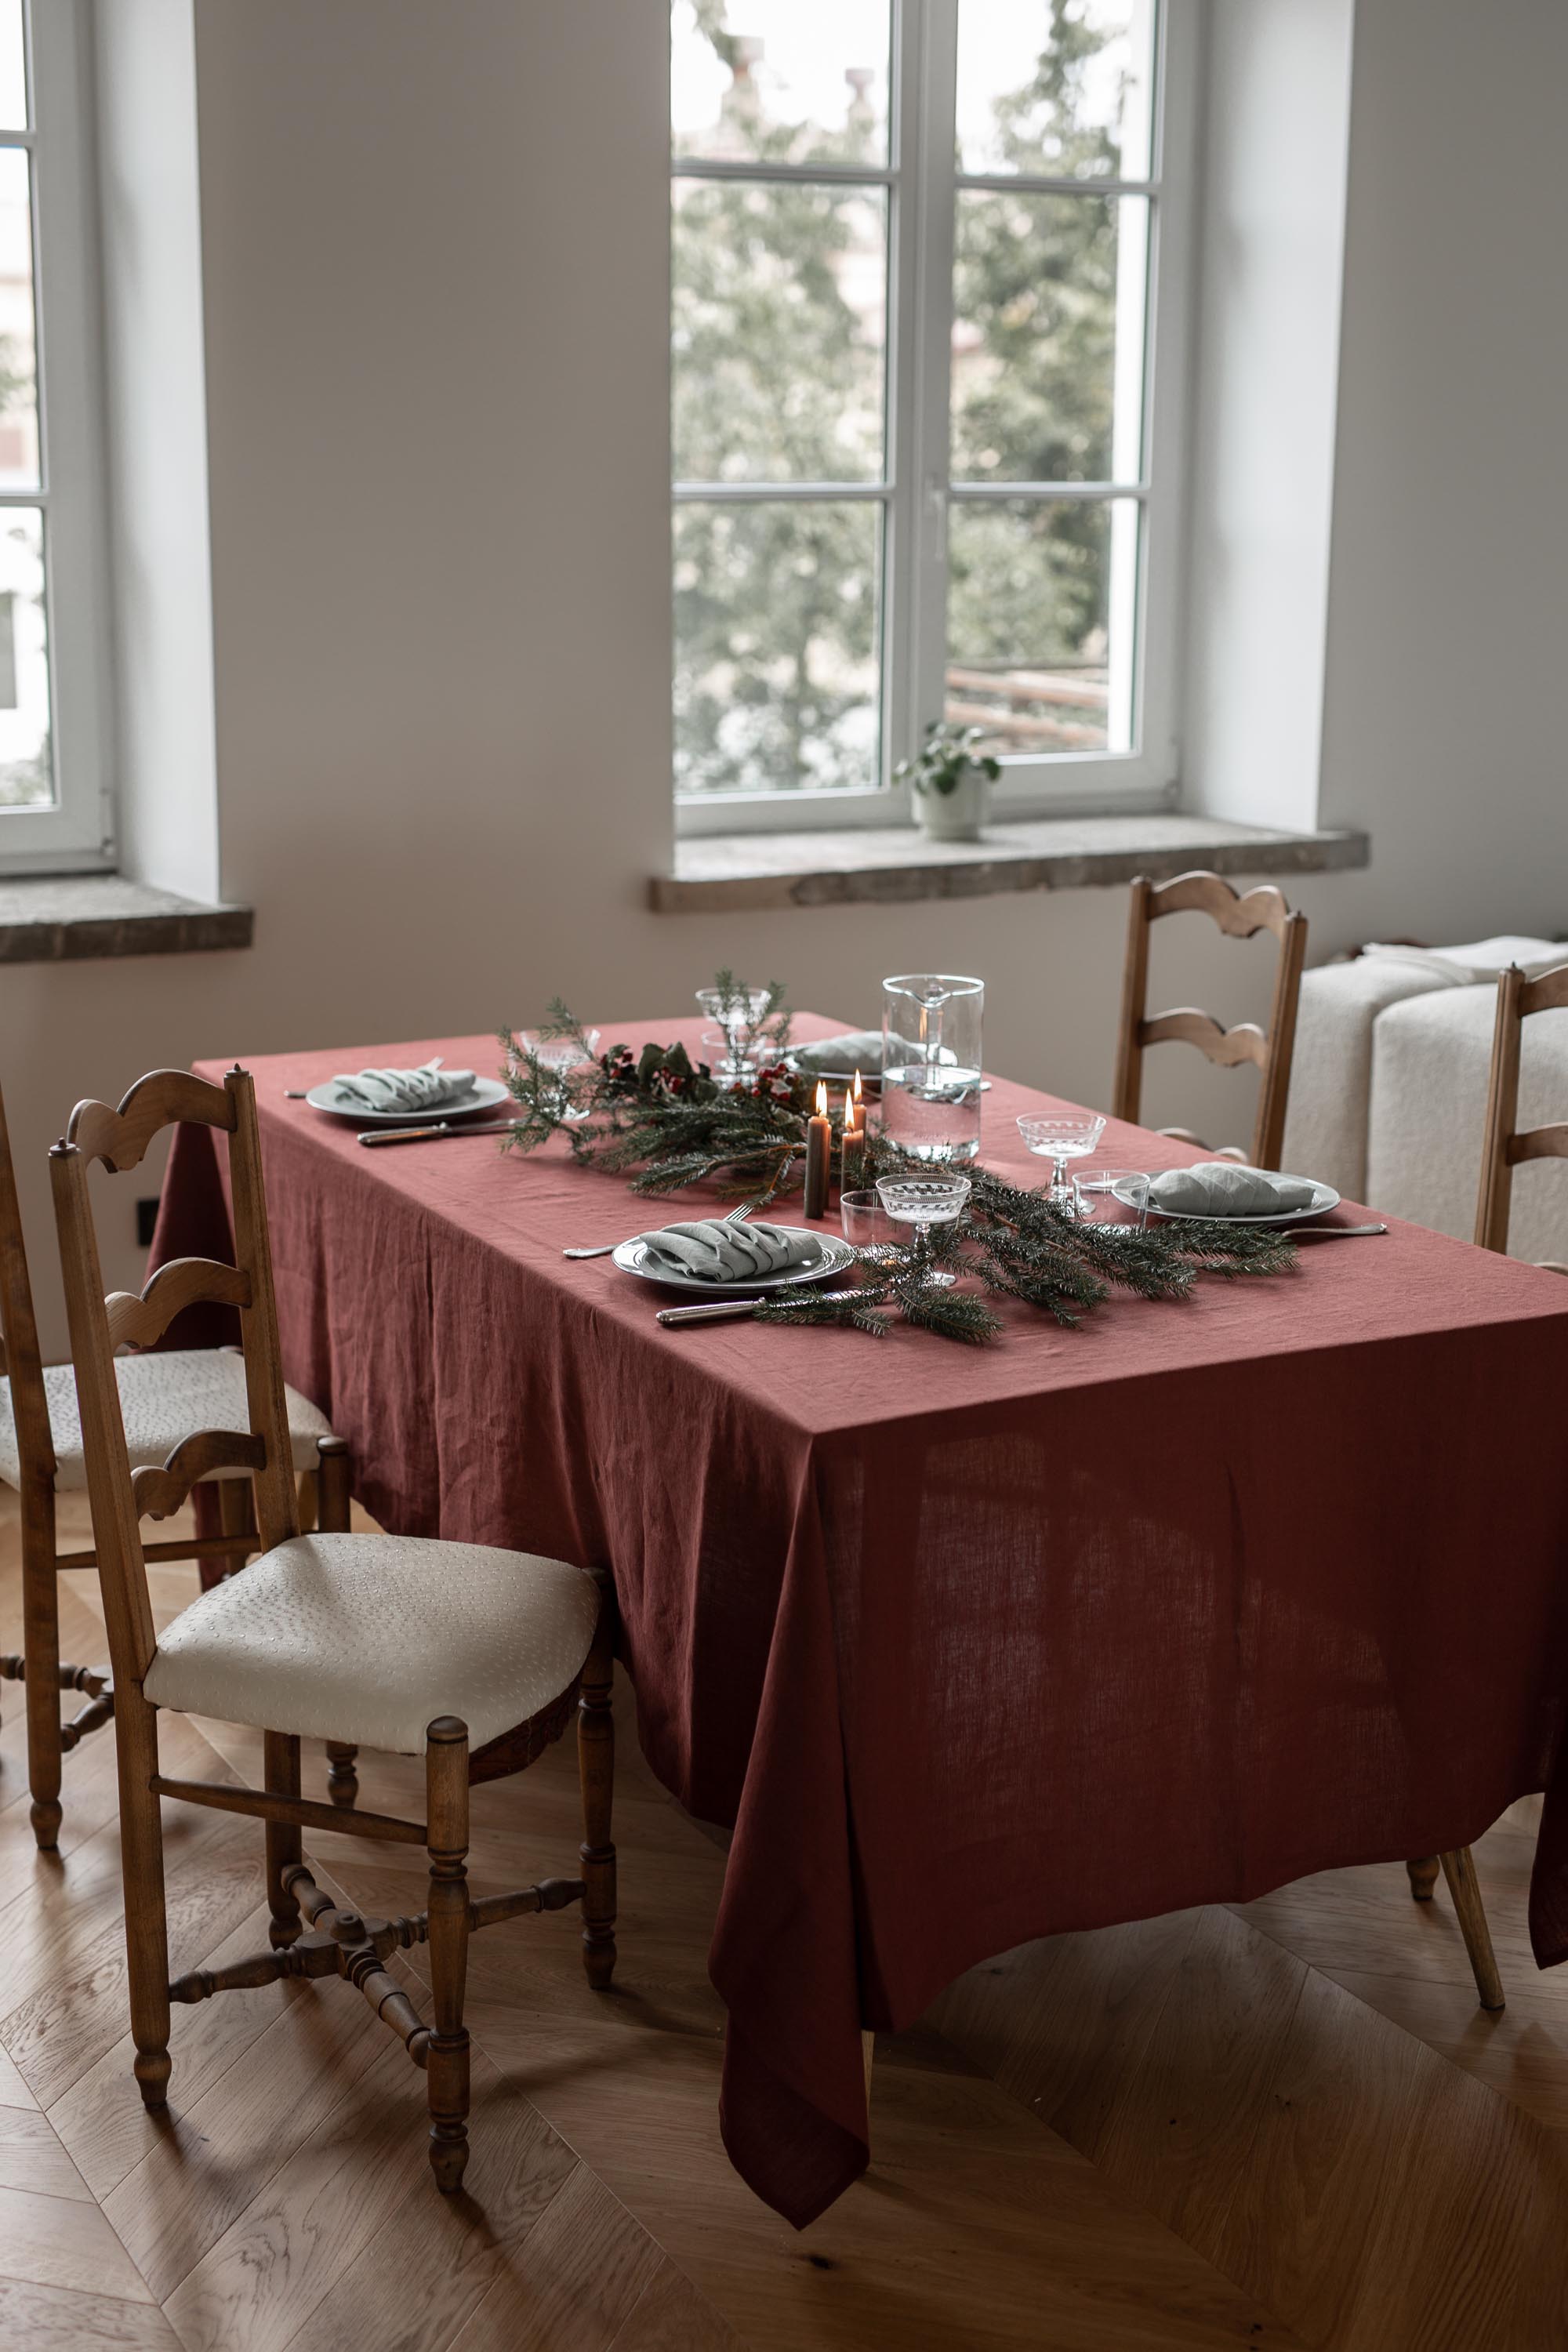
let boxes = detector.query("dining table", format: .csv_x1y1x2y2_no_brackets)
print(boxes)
148,1013,1568,2230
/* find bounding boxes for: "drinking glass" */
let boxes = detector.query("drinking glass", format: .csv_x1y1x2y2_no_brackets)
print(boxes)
880,974,984,1163
526,1029,601,1122
1016,1112,1106,1210
1073,1165,1150,1228
840,1189,900,1263
695,985,774,1088
876,1174,971,1286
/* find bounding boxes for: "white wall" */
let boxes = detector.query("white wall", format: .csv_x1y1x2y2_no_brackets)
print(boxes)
1183,0,1355,833
6,0,1568,1359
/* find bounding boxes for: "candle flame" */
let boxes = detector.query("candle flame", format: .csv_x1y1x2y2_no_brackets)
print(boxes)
852,1069,864,1106
815,1080,828,1116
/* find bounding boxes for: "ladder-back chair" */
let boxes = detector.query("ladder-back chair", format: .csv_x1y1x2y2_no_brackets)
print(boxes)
1112,871,1309,1170
52,1064,619,2193
1474,959,1568,1265
0,1075,360,1848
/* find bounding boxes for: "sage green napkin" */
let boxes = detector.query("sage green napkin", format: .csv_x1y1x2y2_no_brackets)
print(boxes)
332,1056,476,1112
1147,1163,1317,1217
637,1218,823,1283
790,1031,884,1077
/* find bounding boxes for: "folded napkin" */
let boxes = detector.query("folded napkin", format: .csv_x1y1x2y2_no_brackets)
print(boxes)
331,1056,475,1112
636,1218,822,1283
790,1031,884,1076
1147,1163,1317,1217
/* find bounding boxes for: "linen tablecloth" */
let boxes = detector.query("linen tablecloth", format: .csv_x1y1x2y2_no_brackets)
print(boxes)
151,1017,1568,2227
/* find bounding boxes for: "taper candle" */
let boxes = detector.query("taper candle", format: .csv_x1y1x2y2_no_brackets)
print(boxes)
804,1080,831,1219
840,1076,866,1195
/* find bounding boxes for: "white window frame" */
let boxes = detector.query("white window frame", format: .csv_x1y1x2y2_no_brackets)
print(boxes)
0,0,114,874
673,0,1199,837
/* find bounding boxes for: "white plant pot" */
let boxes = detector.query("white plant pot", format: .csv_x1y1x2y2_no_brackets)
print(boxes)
914,770,992,842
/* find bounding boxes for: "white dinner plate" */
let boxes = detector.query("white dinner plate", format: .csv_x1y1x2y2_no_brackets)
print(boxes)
612,1229,858,1298
1119,1171,1341,1228
305,1075,512,1125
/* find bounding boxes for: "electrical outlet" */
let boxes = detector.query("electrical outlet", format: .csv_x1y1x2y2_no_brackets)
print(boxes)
136,1197,160,1249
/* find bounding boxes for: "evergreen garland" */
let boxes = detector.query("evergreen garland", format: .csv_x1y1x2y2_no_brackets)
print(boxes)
499,978,1302,1345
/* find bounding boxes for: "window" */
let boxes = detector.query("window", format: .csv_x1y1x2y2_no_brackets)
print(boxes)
670,0,1194,833
0,0,112,873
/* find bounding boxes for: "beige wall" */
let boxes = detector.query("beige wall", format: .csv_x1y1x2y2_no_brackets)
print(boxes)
7,0,1568,1357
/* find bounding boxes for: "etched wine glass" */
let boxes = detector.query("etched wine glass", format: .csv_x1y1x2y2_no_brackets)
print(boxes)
876,1174,971,1287
1016,1112,1106,1211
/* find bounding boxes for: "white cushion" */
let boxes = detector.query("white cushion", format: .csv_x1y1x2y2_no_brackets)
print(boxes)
143,1531,599,1754
0,1348,336,1494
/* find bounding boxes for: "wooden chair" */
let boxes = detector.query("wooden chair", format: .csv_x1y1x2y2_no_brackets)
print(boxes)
0,1075,363,1849
1473,959,1568,1267
51,1063,619,2194
1112,872,1309,1170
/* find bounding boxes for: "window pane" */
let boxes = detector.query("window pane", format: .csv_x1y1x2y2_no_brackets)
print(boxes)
674,500,881,793
946,497,1138,756
672,0,890,168
951,191,1146,485
0,147,37,490
674,181,886,484
0,3,24,133
956,0,1156,181
0,507,53,808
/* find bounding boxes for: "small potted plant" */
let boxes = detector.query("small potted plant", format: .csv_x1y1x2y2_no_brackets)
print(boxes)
895,722,1002,843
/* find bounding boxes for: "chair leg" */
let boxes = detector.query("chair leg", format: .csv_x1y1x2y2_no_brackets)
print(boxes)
424,1717,471,2194
315,1440,359,1809
117,1686,172,2107
21,1480,64,1851
1439,1846,1504,2011
1406,1856,1440,1902
264,1730,303,1950
578,1573,617,1992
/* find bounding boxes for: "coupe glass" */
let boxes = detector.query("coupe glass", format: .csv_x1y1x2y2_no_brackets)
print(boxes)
876,1174,971,1287
695,985,774,1087
1017,1112,1106,1210
1073,1165,1150,1228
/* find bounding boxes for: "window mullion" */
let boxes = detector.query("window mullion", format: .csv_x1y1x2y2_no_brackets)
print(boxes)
895,0,956,777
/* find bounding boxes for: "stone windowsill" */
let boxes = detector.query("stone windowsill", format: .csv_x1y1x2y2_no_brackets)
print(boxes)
0,874,253,963
652,813,1370,914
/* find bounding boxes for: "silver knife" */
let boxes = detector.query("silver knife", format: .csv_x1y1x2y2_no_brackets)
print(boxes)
1292,1223,1388,1239
658,1287,862,1327
359,1122,517,1147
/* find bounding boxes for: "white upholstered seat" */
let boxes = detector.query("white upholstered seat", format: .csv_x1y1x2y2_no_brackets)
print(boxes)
0,1349,335,1493
143,1531,600,1753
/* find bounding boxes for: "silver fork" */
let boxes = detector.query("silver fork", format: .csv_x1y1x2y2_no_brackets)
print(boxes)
563,1200,757,1261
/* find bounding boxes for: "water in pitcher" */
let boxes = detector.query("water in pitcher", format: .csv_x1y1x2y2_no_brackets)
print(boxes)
879,1060,983,1163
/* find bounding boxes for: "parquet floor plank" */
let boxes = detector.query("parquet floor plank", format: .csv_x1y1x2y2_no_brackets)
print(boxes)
49,1900,314,2204
0,2174,156,2303
279,2049,580,2352
0,2100,93,2201
0,2274,184,2348
446,2164,680,2352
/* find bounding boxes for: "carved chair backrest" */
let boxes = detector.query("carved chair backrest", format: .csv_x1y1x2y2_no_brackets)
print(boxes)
49,1066,299,1687
1112,870,1310,1171
0,1077,54,1485
1474,961,1568,1257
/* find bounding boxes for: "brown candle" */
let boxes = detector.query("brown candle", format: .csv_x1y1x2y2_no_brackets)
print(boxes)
804,1080,831,1220
840,1076,866,1196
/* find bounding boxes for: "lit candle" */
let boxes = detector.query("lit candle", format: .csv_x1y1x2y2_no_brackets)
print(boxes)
840,1073,866,1196
804,1080,832,1220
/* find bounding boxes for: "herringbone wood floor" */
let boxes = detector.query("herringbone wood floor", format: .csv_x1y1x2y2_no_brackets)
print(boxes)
2,1487,1566,2351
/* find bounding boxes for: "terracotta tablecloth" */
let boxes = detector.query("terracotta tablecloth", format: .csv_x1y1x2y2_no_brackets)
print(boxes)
151,1017,1568,2227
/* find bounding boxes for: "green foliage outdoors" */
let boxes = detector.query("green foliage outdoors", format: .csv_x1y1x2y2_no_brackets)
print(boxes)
673,0,1129,795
